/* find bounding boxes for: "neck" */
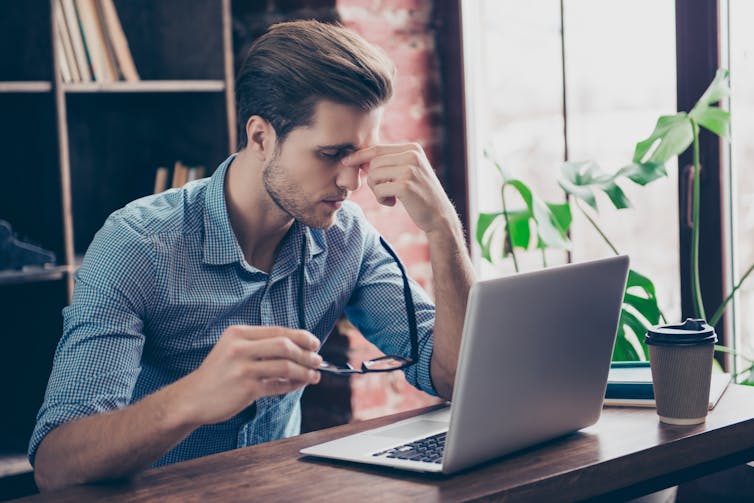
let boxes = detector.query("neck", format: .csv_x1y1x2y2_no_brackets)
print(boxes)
225,149,293,271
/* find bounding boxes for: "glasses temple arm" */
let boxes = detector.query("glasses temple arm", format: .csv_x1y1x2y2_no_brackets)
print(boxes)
379,236,419,362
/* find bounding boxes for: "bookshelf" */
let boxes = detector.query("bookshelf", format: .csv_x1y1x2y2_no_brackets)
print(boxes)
0,0,237,467
0,82,53,93
62,80,227,92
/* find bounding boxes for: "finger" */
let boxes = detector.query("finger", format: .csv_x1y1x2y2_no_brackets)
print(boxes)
342,143,418,167
368,150,423,171
367,164,409,188
251,359,321,383
228,326,320,351
370,181,401,206
341,145,379,167
249,337,323,369
258,374,319,396
366,167,402,207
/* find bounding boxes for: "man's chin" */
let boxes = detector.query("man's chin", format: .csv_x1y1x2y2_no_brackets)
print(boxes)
299,211,338,230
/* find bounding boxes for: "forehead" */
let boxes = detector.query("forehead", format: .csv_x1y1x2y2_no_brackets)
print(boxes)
291,100,383,148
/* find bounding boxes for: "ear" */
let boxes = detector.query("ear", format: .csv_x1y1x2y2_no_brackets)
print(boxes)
245,115,277,161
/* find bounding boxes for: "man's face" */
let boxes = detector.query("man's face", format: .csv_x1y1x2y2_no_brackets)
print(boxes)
262,100,383,229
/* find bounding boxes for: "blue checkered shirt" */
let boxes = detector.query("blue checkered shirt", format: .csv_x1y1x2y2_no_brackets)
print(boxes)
29,154,437,467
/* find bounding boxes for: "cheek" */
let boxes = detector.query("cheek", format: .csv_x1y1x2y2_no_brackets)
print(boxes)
281,167,320,197
280,151,340,191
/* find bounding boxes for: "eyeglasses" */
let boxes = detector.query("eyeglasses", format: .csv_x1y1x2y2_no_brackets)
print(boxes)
298,234,418,376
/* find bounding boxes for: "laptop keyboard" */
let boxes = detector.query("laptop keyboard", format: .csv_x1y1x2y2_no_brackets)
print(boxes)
372,431,446,464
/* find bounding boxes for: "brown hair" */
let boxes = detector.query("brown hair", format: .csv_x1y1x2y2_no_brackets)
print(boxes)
235,20,395,149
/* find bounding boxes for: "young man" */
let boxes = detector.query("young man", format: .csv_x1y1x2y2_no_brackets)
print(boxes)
31,20,474,490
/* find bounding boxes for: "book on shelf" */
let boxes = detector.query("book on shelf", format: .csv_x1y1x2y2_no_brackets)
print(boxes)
154,167,169,194
55,4,80,83
69,0,138,83
94,0,123,81
186,165,206,183
55,28,72,83
171,161,189,189
75,0,115,82
99,0,140,81
155,163,207,193
604,361,731,409
59,0,92,82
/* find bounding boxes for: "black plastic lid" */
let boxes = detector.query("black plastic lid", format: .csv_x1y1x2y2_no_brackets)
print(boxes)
645,318,717,346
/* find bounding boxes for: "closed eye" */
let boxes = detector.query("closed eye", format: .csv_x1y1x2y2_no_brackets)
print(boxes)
318,149,352,162
319,151,344,160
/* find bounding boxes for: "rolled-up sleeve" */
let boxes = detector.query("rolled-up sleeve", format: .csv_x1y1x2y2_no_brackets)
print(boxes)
345,228,437,397
28,215,155,465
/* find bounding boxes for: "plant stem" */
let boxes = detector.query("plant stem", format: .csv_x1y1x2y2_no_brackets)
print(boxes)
501,183,519,272
715,343,754,363
710,262,754,327
574,199,619,255
541,248,548,268
689,118,706,320
575,199,668,324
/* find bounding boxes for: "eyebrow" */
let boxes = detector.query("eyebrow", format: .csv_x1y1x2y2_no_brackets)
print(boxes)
316,143,357,152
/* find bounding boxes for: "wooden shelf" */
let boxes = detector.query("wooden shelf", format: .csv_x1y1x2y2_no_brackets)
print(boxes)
0,81,226,94
63,80,226,93
0,266,69,286
0,82,52,93
0,0,238,463
0,452,32,478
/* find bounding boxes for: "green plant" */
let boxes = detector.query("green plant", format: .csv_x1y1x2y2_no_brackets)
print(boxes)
476,69,754,380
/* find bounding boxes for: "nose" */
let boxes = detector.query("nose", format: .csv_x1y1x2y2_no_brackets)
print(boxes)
336,163,361,192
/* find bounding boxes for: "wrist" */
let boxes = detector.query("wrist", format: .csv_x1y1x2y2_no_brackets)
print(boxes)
158,373,204,432
425,213,463,244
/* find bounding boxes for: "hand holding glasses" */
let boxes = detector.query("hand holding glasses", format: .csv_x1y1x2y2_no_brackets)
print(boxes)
298,235,418,376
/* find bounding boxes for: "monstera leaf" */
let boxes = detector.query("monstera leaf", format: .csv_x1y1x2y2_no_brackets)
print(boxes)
612,269,663,361
690,68,731,138
476,178,572,262
632,69,730,167
505,179,571,250
615,162,668,186
633,114,694,165
558,160,666,213
559,161,629,211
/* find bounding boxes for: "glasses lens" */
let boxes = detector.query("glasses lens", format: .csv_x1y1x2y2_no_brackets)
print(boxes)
362,355,412,372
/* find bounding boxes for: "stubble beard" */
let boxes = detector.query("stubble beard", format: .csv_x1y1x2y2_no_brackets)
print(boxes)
262,157,334,230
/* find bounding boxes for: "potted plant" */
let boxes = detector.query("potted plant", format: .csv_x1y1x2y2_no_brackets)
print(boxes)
476,68,754,382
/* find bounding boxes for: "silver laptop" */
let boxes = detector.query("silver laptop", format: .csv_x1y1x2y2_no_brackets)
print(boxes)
300,255,630,474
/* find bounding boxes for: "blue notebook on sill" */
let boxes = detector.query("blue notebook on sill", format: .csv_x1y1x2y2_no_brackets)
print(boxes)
604,361,731,409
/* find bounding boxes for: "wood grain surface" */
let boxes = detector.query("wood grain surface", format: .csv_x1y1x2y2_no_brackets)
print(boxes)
14,385,754,503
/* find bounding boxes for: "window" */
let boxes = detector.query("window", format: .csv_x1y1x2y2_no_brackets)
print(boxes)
725,0,754,375
463,1,681,324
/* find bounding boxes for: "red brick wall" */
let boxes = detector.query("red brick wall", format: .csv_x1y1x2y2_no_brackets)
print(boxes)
337,0,445,419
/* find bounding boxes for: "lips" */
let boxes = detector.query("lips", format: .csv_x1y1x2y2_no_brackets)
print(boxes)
322,193,347,205
323,199,344,209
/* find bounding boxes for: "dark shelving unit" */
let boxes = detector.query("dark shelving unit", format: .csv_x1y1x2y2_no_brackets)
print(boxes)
0,1,237,496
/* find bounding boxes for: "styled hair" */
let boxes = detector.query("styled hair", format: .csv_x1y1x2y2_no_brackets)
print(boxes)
235,20,395,149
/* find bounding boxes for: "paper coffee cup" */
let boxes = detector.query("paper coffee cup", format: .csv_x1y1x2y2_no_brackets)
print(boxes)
645,319,717,425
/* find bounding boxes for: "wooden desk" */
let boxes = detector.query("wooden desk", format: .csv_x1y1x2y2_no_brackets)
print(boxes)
15,385,754,502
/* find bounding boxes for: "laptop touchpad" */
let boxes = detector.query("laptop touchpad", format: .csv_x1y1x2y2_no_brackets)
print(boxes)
372,420,448,440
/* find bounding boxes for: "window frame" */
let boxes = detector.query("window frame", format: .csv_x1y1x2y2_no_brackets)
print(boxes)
433,0,471,244
675,0,730,357
450,0,733,361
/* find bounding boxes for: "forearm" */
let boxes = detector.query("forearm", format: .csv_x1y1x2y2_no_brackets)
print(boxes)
33,325,322,492
34,377,199,491
347,142,474,396
426,215,475,399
